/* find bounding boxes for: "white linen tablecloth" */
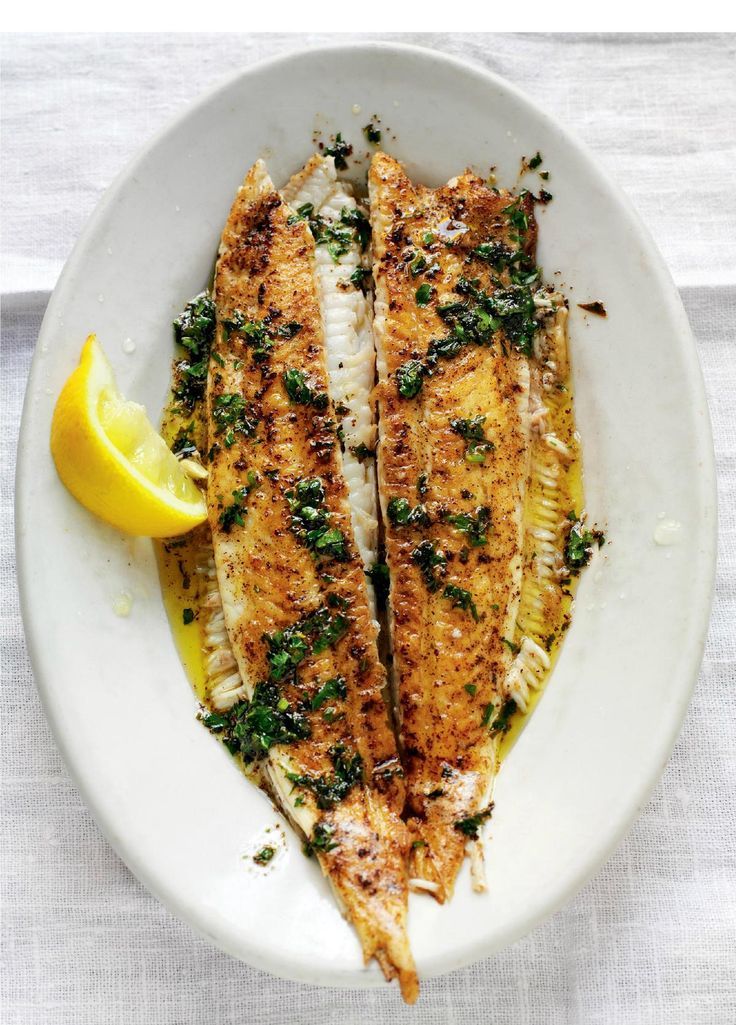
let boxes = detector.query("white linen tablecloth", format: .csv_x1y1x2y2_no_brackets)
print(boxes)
1,33,735,1025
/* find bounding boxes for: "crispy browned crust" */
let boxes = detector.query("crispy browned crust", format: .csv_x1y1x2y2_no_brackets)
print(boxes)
369,153,535,902
208,161,417,1002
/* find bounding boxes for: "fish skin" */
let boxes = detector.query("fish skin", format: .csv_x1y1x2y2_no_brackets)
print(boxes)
369,152,535,903
207,159,417,1002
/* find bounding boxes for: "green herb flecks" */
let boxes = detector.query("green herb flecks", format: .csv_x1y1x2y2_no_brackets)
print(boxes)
450,415,495,464
454,804,494,840
212,393,258,446
350,266,370,291
182,608,194,626
564,514,606,572
349,443,375,463
443,583,479,620
488,698,516,736
292,203,370,261
396,359,426,398
363,121,381,144
303,822,339,856
282,368,329,410
387,497,431,528
366,561,390,609
218,485,251,532
412,540,447,592
264,606,349,682
253,845,275,865
311,676,347,711
446,506,491,546
287,744,363,810
324,132,352,170
285,477,349,563
201,679,311,763
415,283,434,307
172,292,217,407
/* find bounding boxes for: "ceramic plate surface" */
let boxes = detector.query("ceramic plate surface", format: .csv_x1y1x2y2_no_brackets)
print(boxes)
17,43,716,989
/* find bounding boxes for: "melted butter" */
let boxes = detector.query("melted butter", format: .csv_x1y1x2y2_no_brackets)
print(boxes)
498,374,585,762
156,530,208,703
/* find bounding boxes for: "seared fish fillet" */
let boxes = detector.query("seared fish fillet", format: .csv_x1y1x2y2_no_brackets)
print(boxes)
369,152,543,902
206,158,417,1001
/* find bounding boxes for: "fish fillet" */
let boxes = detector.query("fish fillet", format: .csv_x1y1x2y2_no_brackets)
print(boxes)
206,158,417,1001
369,152,543,902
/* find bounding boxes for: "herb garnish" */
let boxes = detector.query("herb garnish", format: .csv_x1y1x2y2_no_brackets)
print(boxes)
443,583,479,620
415,283,434,306
285,478,349,562
201,679,311,762
219,486,250,532
363,121,381,144
450,415,494,464
304,822,339,856
396,359,426,398
172,292,217,407
387,497,431,528
290,203,370,260
324,132,352,170
349,443,375,462
212,393,258,446
528,151,543,170
412,540,447,592
264,606,349,682
282,368,329,409
287,744,363,809
350,266,370,291
182,608,194,625
487,699,516,736
454,804,494,840
253,845,275,865
446,506,491,546
311,676,347,711
367,561,390,609
564,514,606,571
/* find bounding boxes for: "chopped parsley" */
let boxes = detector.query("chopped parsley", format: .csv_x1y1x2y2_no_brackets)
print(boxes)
396,359,426,398
411,540,447,592
172,292,216,406
415,283,434,306
564,515,606,572
502,637,520,654
350,266,370,290
366,561,390,609
349,443,375,462
292,203,370,261
528,151,543,170
324,132,352,170
416,473,429,498
182,608,194,626
285,477,349,562
303,822,339,856
450,415,494,464
264,606,349,682
363,121,381,144
212,393,258,446
409,252,427,276
446,506,491,546
201,679,311,762
387,497,431,528
454,804,494,840
282,368,329,409
311,676,347,711
487,698,516,736
253,845,275,865
218,486,250,532
443,583,479,620
464,683,477,696
287,744,363,810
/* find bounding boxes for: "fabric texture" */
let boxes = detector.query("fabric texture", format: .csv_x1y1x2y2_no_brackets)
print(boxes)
1,33,735,1025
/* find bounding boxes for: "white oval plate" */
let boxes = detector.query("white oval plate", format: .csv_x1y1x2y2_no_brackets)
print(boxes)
17,43,716,990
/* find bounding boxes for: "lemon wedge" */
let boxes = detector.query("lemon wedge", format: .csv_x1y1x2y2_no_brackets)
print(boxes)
50,335,208,537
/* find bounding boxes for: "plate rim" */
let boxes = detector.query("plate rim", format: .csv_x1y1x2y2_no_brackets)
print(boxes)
15,39,718,989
